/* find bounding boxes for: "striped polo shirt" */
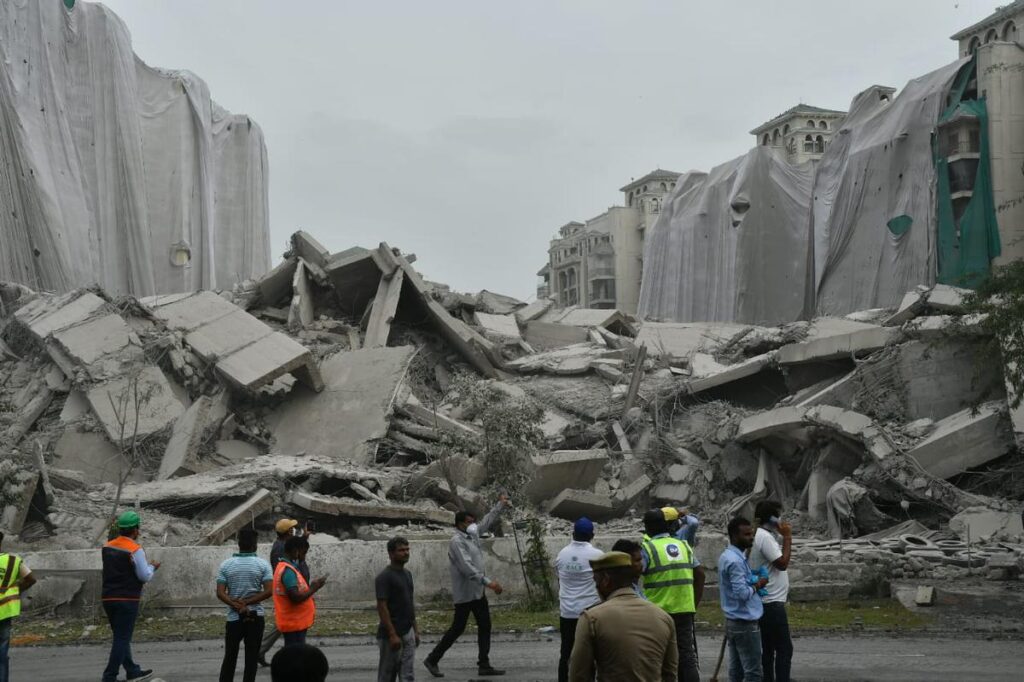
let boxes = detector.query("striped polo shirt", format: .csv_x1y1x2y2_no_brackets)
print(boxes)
216,552,273,622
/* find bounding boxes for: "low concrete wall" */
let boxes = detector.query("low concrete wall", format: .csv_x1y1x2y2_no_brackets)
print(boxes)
23,534,729,610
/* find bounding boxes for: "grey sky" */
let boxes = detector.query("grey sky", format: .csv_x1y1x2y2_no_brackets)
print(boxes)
101,0,992,300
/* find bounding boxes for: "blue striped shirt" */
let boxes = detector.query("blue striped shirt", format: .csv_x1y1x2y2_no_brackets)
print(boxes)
217,553,273,621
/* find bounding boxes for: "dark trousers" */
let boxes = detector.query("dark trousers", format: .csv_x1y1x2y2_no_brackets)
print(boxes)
557,617,578,682
282,629,307,647
427,596,491,667
102,601,143,682
671,612,700,682
220,616,265,682
759,602,792,682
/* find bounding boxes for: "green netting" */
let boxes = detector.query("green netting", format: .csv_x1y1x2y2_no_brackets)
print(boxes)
887,215,913,237
935,56,1002,288
63,0,75,9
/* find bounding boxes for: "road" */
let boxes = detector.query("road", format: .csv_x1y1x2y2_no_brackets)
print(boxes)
12,633,1023,681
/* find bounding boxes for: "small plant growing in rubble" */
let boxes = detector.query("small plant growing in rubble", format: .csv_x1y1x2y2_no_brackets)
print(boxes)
521,516,556,610
962,261,1024,408
438,373,545,493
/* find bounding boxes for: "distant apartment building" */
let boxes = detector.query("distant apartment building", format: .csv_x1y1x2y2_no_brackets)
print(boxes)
751,104,848,164
538,169,681,314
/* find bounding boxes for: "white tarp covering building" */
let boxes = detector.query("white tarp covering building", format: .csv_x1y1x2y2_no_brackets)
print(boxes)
0,0,271,296
639,60,968,324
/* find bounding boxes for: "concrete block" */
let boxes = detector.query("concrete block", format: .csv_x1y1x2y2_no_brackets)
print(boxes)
883,288,929,326
287,259,316,332
147,290,237,331
86,367,185,444
736,407,807,442
926,284,967,312
949,506,1024,542
613,473,651,510
653,483,691,505
185,308,271,362
159,396,220,480
514,299,553,326
289,489,453,524
545,489,616,521
777,326,899,364
0,471,39,534
257,258,298,307
364,267,403,348
914,585,936,606
324,248,380,317
50,313,138,372
424,455,488,490
399,393,483,440
687,352,775,394
908,402,1012,479
525,449,609,503
268,346,416,464
214,440,261,464
59,391,89,423
635,322,749,360
198,489,275,546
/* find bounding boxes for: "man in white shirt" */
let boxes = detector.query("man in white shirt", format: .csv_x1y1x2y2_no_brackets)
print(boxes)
749,500,793,682
554,517,603,682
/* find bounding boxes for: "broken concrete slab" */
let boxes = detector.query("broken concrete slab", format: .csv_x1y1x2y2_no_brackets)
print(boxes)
908,402,1013,480
926,284,968,313
399,393,483,440
364,267,404,348
50,313,140,377
636,322,750,360
214,439,261,464
525,449,609,503
613,473,651,510
523,321,589,350
257,258,298,307
540,308,634,335
687,352,776,394
85,366,185,444
268,346,416,464
158,395,222,480
544,489,616,521
287,260,315,332
424,455,488,490
185,308,271,362
914,585,936,606
514,299,553,326
290,231,331,270
147,290,238,331
324,248,381,317
949,506,1024,542
216,332,324,393
198,488,275,546
289,488,453,525
53,427,140,486
0,471,39,534
653,483,691,505
474,312,522,342
777,326,900,364
736,405,893,461
507,343,621,376
883,287,930,327
15,291,106,340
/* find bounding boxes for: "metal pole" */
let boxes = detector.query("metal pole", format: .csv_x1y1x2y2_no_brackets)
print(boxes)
511,520,533,603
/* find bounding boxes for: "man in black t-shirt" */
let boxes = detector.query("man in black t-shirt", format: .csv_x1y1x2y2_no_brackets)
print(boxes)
376,536,419,682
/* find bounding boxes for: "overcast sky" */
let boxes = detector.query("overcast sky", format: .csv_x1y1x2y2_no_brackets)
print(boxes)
101,0,996,300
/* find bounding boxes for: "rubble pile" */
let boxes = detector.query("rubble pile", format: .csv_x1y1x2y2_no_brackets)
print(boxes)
1,232,1022,588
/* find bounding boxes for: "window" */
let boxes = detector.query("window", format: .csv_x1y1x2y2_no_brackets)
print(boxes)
627,191,633,207
660,182,667,191
651,199,660,213
803,135,814,152
783,124,790,135
762,134,770,146
815,135,825,153
819,120,828,129
772,129,780,144
968,36,981,54
1004,21,1017,41
985,28,998,43
807,120,816,129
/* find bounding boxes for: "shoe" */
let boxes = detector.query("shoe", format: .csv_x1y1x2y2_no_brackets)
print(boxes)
258,655,270,668
127,672,154,682
424,659,444,677
478,665,505,676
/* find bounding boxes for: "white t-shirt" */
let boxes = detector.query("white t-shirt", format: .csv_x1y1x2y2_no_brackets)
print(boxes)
749,527,789,603
554,540,604,618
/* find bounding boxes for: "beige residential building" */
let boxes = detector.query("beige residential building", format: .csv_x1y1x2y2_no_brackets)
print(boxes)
751,104,848,164
539,170,680,314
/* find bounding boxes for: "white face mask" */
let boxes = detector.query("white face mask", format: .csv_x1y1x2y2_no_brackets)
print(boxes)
466,523,479,537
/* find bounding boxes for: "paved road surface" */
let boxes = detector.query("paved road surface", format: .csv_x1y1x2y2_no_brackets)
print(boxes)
12,633,1023,681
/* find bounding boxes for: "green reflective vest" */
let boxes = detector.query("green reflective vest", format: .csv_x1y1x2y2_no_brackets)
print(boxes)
642,535,695,614
0,553,22,621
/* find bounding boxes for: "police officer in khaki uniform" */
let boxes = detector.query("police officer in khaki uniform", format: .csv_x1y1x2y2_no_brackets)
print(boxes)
568,551,678,682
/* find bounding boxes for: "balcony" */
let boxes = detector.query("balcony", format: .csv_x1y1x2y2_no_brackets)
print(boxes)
588,266,615,281
588,297,616,308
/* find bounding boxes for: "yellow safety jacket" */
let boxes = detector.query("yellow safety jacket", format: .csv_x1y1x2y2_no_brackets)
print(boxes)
0,553,23,621
641,535,695,614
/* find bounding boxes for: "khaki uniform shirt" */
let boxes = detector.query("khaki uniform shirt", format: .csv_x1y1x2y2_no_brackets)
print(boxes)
568,587,678,682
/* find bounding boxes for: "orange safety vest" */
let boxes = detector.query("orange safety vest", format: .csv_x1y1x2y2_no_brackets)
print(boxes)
273,560,315,633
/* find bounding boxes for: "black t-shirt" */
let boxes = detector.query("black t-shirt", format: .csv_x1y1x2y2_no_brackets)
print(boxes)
270,538,310,581
375,566,415,639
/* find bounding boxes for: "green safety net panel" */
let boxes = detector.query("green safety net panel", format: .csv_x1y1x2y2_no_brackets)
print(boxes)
63,0,75,9
934,55,1002,288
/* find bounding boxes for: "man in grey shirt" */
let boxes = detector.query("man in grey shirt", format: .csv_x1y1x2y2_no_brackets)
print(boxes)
424,494,508,678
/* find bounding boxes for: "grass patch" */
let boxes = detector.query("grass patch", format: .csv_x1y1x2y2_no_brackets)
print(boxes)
13,599,932,647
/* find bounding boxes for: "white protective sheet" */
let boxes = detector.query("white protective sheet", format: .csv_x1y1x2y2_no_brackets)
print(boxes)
639,59,967,324
0,0,270,296
638,148,814,324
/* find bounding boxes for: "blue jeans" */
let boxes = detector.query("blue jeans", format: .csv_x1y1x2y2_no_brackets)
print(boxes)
282,629,307,647
103,601,144,682
0,618,11,682
726,618,762,682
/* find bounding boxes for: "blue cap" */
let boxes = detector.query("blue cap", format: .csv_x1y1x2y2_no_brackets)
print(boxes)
574,517,594,536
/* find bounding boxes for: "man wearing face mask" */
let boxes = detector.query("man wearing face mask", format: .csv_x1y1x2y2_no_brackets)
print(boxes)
749,501,793,682
424,494,508,678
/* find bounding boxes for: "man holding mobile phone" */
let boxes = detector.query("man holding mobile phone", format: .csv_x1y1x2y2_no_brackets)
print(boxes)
259,519,313,666
749,501,793,682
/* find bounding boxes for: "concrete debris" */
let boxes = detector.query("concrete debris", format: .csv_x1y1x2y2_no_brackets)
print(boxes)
474,312,522,343
199,489,275,546
523,321,589,350
949,506,1023,543
908,403,1013,480
525,449,609,503
544,489,616,521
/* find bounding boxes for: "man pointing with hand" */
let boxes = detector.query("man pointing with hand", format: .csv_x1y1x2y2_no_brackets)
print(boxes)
424,493,509,678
